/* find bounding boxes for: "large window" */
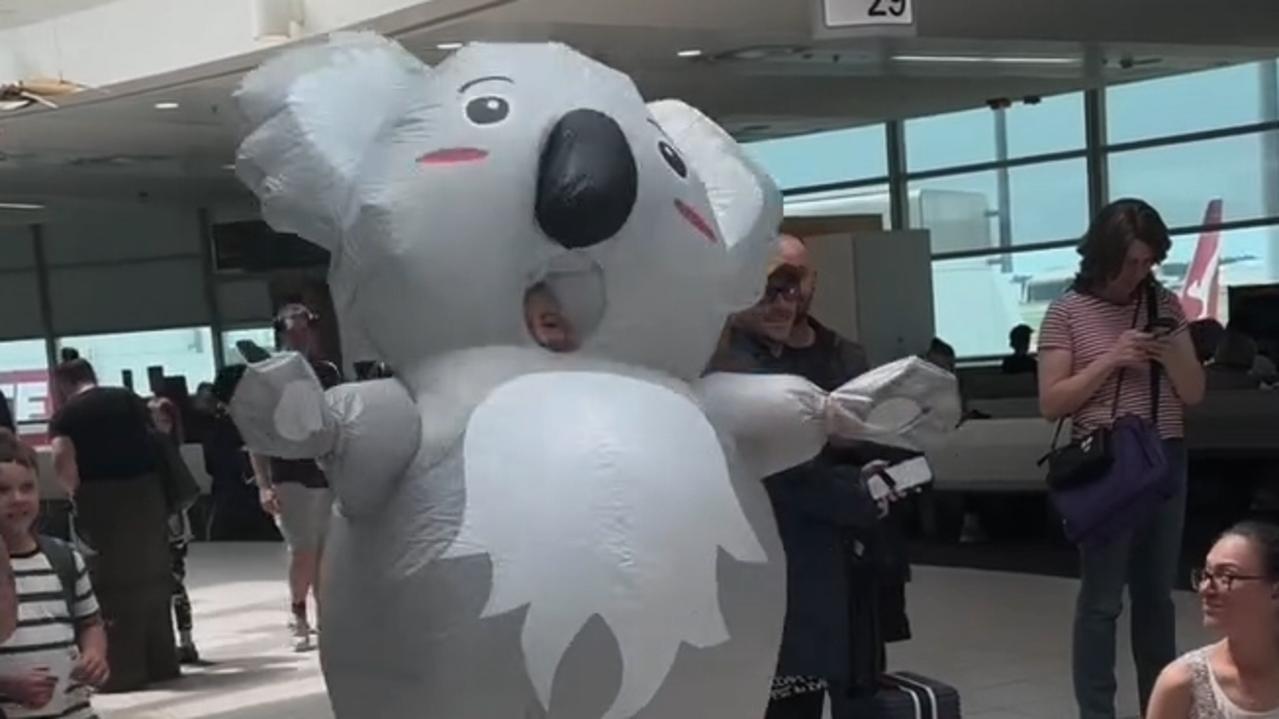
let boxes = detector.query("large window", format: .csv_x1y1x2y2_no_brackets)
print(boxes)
1108,130,1279,227
782,184,892,226
731,60,1279,360
0,339,51,424
907,159,1088,253
58,327,216,393
1107,62,1278,144
931,246,1080,358
745,125,887,190
906,93,1085,173
1161,226,1279,327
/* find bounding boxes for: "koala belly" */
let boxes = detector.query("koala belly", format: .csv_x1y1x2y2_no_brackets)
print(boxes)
320,371,787,719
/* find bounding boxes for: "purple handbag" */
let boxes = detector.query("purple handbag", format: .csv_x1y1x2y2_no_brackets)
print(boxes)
1049,283,1176,547
1051,414,1170,546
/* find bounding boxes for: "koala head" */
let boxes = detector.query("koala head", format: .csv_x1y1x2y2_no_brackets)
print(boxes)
236,34,780,382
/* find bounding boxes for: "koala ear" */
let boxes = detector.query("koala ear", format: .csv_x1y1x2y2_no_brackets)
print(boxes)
235,33,430,251
647,100,782,310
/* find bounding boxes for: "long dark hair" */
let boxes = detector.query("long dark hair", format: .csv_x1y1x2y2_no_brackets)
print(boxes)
1074,198,1171,292
1221,521,1279,581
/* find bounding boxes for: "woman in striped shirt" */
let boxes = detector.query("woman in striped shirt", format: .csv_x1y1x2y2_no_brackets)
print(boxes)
1039,199,1205,719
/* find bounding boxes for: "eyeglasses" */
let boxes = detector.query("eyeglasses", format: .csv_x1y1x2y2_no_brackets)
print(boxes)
1191,568,1268,592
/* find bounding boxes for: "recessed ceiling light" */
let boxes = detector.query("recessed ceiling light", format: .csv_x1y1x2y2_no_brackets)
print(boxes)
892,54,1080,65
154,102,181,110
437,42,464,50
221,163,236,171
677,49,703,59
0,202,44,211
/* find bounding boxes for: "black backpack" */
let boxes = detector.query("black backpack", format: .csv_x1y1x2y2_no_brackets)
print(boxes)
36,536,80,621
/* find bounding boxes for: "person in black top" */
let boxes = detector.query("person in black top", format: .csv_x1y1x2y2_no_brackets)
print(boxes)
247,303,341,652
48,358,179,692
1001,324,1038,375
712,235,908,719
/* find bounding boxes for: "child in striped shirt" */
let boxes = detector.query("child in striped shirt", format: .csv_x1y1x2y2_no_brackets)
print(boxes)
0,430,108,719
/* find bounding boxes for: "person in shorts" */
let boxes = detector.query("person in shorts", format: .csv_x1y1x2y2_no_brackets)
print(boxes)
247,303,342,652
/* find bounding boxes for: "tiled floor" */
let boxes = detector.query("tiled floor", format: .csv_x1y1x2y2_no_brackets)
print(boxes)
96,543,332,719
95,544,1210,718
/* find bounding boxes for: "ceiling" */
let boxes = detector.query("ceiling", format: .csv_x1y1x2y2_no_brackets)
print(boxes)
1,0,1278,215
0,0,118,29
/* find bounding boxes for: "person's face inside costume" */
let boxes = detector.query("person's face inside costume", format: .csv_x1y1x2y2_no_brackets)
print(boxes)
525,286,579,353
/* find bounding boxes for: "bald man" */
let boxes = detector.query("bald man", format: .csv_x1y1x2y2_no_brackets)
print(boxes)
712,235,891,719
725,234,868,374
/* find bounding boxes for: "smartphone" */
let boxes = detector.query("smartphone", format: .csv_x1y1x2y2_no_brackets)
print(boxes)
236,340,272,364
1146,317,1180,338
867,456,933,502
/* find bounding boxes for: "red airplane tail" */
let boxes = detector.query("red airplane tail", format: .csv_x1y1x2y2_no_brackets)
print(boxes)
1178,199,1223,322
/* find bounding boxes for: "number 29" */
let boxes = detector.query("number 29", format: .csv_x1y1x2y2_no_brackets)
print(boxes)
869,0,908,17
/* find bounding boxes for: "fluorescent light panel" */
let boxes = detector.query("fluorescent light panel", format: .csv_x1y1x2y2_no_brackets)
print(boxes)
893,54,1080,65
0,202,44,210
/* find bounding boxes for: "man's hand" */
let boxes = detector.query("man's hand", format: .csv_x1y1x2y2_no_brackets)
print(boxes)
259,485,281,516
861,461,898,517
72,647,110,688
0,669,57,708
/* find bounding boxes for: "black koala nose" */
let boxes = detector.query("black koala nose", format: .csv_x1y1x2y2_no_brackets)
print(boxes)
536,109,638,249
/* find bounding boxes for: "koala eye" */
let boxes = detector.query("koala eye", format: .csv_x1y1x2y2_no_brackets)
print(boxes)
466,96,511,126
658,140,688,179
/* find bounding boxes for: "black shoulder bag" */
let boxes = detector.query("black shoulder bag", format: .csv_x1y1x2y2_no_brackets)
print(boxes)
1039,285,1156,491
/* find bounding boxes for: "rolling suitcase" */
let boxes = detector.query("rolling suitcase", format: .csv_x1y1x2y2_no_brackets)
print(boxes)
874,672,961,719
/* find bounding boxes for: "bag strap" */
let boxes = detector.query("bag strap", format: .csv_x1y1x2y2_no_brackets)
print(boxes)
1147,281,1162,425
1046,285,1149,452
1108,292,1146,420
36,535,80,623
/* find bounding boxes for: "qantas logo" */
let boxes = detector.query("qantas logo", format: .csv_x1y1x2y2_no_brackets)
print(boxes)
1178,199,1223,322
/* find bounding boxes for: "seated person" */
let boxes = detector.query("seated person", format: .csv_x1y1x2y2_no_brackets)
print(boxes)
1189,319,1226,366
1147,521,1279,719
923,338,956,374
1000,324,1037,375
524,284,579,353
1207,331,1263,391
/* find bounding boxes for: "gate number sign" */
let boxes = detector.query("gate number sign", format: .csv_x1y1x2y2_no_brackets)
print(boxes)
822,0,914,27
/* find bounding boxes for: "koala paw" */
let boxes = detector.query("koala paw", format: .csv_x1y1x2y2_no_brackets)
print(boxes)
229,353,335,459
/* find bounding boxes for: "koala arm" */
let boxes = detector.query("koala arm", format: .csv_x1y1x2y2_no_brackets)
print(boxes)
694,358,962,478
229,354,421,517
693,373,830,478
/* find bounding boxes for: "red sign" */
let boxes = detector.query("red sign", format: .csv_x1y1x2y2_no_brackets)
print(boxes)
0,369,51,424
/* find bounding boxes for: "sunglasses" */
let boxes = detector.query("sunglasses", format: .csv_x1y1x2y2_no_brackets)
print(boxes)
763,282,803,303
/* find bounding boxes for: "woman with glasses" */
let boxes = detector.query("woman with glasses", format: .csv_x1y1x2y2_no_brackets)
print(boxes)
1147,521,1279,718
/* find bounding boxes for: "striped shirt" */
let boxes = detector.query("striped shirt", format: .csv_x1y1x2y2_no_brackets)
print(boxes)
1039,287,1188,440
0,547,99,719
